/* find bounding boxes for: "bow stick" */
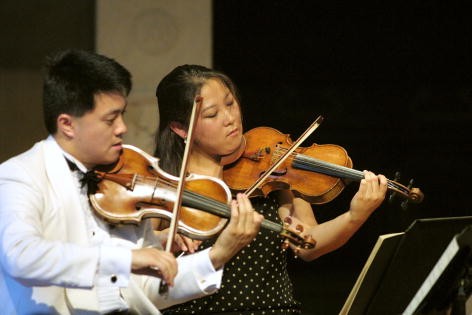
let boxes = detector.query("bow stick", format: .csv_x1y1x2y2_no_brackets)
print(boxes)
159,96,202,295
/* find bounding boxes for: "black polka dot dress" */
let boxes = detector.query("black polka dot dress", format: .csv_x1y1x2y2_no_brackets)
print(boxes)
162,196,302,315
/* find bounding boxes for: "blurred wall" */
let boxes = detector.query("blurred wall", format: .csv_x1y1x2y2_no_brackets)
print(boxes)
0,0,212,161
96,0,212,154
0,0,95,162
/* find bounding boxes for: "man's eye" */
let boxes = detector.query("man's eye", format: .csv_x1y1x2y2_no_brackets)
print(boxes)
105,117,116,124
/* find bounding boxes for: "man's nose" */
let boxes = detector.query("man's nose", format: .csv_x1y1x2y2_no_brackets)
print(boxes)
115,115,128,135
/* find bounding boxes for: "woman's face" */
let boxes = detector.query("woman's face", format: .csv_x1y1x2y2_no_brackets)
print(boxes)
193,78,243,158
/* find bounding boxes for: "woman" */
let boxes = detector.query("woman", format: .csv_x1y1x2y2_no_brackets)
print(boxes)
154,65,388,314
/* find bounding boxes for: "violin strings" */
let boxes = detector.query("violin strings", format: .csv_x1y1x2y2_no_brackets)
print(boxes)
136,174,227,212
183,190,283,232
132,174,283,230
273,148,409,197
130,156,409,200
273,148,362,179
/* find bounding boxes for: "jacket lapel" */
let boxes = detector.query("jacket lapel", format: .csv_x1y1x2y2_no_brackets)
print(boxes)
42,136,89,245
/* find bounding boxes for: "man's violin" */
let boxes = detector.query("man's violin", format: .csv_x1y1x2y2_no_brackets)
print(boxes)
89,145,316,250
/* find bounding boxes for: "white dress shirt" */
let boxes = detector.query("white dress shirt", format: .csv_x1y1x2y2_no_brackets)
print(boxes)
0,136,223,315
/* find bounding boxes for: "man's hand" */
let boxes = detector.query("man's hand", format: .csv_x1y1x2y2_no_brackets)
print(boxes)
131,247,178,286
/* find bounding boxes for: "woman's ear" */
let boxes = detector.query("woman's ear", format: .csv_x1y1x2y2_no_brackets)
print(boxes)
56,113,75,138
169,121,188,140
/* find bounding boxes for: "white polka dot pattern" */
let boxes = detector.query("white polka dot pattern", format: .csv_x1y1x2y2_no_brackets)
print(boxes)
163,196,302,315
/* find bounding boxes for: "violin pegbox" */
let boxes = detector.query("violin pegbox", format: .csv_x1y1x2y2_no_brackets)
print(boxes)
388,171,424,210
280,215,316,256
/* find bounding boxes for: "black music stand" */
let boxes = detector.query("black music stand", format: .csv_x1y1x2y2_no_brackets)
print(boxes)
403,225,472,315
339,216,472,315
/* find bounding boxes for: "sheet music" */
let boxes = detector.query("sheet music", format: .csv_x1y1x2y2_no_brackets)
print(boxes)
339,232,403,315
403,236,460,315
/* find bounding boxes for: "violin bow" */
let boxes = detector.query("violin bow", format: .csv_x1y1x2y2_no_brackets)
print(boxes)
159,96,202,295
244,115,324,197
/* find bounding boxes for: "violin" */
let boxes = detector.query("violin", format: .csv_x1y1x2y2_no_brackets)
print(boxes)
223,126,424,207
89,144,316,250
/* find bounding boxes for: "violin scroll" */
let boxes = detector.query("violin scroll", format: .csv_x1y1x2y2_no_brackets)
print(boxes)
389,171,424,209
223,126,425,208
280,215,316,254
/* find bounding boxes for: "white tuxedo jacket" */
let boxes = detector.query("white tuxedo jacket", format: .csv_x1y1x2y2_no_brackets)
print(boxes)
0,137,221,315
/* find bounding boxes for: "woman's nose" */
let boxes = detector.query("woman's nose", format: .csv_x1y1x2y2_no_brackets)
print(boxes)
224,108,236,125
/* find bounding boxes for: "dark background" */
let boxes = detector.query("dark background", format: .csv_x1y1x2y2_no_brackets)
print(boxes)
1,1,471,314
213,1,471,314
0,0,95,162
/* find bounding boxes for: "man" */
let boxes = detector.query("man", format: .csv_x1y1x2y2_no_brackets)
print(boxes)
0,49,262,314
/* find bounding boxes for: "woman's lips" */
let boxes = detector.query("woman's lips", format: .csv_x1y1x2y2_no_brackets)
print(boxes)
227,128,239,137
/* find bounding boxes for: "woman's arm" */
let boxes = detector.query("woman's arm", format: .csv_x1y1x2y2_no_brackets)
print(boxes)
278,171,387,261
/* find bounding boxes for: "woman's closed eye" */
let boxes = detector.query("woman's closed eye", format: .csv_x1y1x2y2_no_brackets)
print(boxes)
203,111,218,118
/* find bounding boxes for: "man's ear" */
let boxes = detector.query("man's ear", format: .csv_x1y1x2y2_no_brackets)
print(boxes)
57,113,75,138
169,121,188,140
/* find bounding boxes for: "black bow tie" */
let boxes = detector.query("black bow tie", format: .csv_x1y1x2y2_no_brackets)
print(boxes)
65,158,100,194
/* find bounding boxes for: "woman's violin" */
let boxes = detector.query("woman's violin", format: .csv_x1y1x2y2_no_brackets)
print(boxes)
89,144,316,250
223,126,424,207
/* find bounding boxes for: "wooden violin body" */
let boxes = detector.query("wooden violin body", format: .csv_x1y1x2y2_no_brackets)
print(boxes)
224,127,352,204
90,145,229,239
223,127,424,206
89,145,316,249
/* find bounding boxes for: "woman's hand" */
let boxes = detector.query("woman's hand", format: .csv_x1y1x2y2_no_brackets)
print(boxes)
209,193,263,269
349,170,388,222
155,229,202,254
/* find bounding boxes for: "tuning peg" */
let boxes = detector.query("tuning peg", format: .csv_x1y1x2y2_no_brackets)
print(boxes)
303,235,316,250
281,238,290,251
401,198,409,210
400,178,415,210
394,171,401,181
293,247,300,258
